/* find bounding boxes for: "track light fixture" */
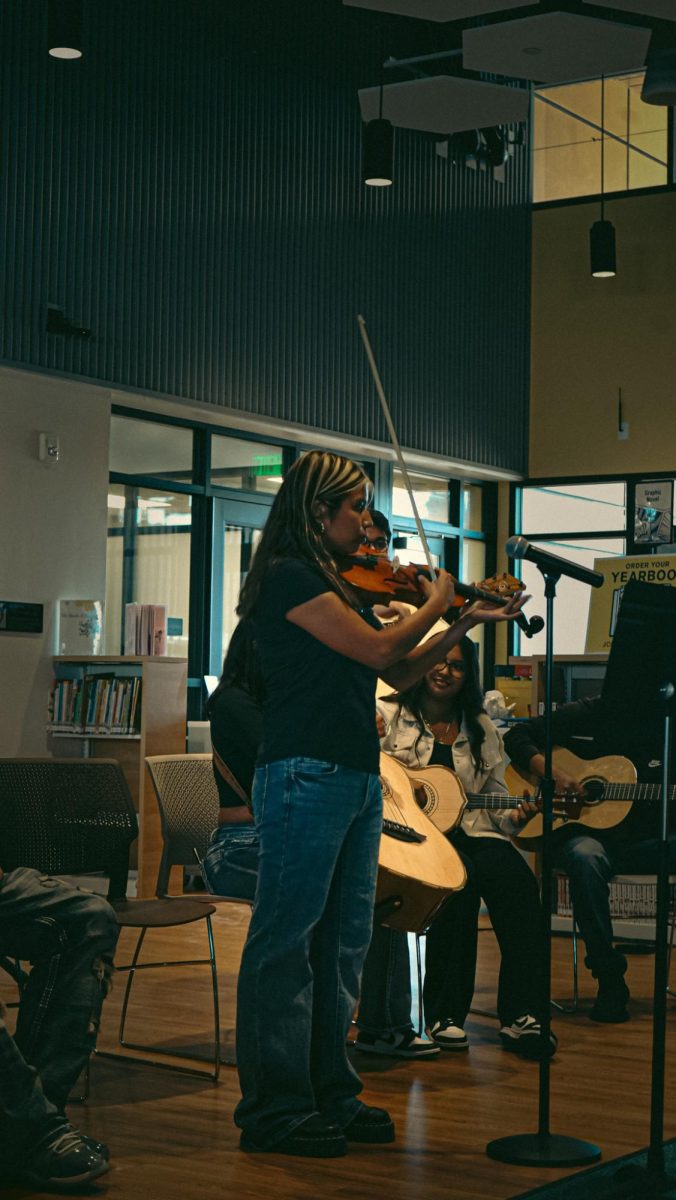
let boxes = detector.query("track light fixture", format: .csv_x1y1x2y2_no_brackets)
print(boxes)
641,25,676,107
590,75,616,279
48,0,83,60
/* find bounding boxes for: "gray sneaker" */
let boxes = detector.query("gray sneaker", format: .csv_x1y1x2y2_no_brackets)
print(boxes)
4,1122,109,1191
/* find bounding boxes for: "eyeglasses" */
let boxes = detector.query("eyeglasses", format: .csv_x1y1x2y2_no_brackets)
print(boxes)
435,660,466,675
368,536,389,551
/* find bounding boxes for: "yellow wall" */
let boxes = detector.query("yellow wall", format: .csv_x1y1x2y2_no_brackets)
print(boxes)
531,190,676,478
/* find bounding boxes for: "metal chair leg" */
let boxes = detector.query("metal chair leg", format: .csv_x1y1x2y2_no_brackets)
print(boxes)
96,920,221,1082
667,892,675,999
415,933,424,1036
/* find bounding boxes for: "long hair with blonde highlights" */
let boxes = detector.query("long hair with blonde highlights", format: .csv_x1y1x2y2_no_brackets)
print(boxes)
237,450,371,618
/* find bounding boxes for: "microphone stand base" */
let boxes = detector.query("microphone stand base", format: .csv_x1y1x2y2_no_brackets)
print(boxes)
486,1132,601,1168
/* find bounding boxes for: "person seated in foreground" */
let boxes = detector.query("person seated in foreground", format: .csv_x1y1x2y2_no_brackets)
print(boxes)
0,866,119,1189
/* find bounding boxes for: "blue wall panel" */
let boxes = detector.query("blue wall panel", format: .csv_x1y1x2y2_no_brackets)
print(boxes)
0,0,531,472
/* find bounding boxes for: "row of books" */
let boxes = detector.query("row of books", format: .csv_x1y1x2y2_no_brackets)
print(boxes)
124,604,167,656
49,673,142,735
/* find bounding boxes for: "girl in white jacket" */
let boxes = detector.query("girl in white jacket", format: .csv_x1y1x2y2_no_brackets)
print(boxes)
374,635,555,1060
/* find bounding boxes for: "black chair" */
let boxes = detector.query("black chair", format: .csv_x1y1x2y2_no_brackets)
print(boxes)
0,758,221,1082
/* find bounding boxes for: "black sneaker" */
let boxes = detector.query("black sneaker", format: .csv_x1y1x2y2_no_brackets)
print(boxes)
3,1122,109,1191
354,1026,440,1059
240,1114,347,1158
428,1019,469,1052
342,1103,395,1144
500,1015,558,1060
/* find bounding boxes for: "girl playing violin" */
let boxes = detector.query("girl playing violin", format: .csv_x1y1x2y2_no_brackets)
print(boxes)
233,450,526,1158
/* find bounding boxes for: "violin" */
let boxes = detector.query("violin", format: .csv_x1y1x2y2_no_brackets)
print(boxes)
338,552,544,639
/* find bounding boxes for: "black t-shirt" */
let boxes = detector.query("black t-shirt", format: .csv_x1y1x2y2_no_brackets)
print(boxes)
208,684,262,807
254,558,381,775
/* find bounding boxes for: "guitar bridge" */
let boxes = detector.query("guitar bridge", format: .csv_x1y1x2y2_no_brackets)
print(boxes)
383,818,426,844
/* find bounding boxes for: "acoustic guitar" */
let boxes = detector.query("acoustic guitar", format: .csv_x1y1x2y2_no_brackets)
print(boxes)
377,753,466,934
506,747,676,850
402,762,529,834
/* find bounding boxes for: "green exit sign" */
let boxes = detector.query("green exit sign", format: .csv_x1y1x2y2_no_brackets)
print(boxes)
251,454,283,477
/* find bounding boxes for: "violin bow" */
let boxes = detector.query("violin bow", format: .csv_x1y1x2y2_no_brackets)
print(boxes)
356,314,437,579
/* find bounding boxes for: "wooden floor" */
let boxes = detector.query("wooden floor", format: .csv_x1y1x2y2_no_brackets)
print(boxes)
3,905,674,1200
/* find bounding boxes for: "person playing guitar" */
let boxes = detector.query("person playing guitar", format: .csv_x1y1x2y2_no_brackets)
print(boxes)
504,696,676,1023
361,636,556,1061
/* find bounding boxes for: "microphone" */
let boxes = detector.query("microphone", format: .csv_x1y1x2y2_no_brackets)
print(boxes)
505,536,605,589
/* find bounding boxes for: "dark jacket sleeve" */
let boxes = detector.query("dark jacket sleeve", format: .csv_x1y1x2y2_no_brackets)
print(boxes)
503,697,602,771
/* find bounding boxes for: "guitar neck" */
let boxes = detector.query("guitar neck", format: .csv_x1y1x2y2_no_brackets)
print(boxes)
595,783,676,802
466,793,519,811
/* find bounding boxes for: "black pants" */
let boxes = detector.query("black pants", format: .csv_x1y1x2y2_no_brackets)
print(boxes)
423,831,545,1028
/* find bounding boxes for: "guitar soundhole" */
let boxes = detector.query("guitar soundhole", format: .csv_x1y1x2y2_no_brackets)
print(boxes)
418,782,437,814
581,778,605,805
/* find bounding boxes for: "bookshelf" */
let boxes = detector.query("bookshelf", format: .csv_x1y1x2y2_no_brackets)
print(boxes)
49,656,187,898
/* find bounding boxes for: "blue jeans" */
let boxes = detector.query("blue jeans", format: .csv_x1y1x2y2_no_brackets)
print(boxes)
203,824,412,1036
554,830,676,978
234,758,382,1146
201,825,259,902
0,868,119,1120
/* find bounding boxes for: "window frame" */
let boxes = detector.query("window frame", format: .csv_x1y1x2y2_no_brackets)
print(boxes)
509,469,676,655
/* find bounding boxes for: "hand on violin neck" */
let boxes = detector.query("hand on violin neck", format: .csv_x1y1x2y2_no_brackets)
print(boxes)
417,568,455,617
462,589,530,627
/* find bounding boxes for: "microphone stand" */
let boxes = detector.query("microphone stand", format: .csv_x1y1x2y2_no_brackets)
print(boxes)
487,568,601,1167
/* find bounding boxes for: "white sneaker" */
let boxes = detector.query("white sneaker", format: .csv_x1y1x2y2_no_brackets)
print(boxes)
427,1019,469,1051
499,1014,557,1060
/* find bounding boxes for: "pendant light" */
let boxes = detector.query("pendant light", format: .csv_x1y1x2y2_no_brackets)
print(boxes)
363,36,393,188
48,0,83,60
590,75,616,279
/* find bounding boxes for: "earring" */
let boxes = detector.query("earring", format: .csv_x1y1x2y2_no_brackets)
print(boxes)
318,521,325,533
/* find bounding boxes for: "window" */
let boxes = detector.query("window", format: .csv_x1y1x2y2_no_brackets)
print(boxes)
392,470,449,524
110,415,194,483
105,486,191,658
513,536,626,656
521,483,626,535
533,72,669,204
210,436,284,494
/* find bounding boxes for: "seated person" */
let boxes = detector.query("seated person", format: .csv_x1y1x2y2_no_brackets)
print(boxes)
504,695,676,1023
359,635,555,1061
203,619,436,1058
0,866,119,1189
202,618,263,902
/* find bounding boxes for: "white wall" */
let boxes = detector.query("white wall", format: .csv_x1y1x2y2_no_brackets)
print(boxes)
0,368,111,754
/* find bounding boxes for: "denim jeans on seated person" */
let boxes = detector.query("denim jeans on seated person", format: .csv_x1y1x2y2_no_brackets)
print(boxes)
0,867,119,1116
201,824,259,903
234,758,383,1146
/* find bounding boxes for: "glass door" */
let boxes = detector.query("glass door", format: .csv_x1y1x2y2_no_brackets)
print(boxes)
209,497,270,676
